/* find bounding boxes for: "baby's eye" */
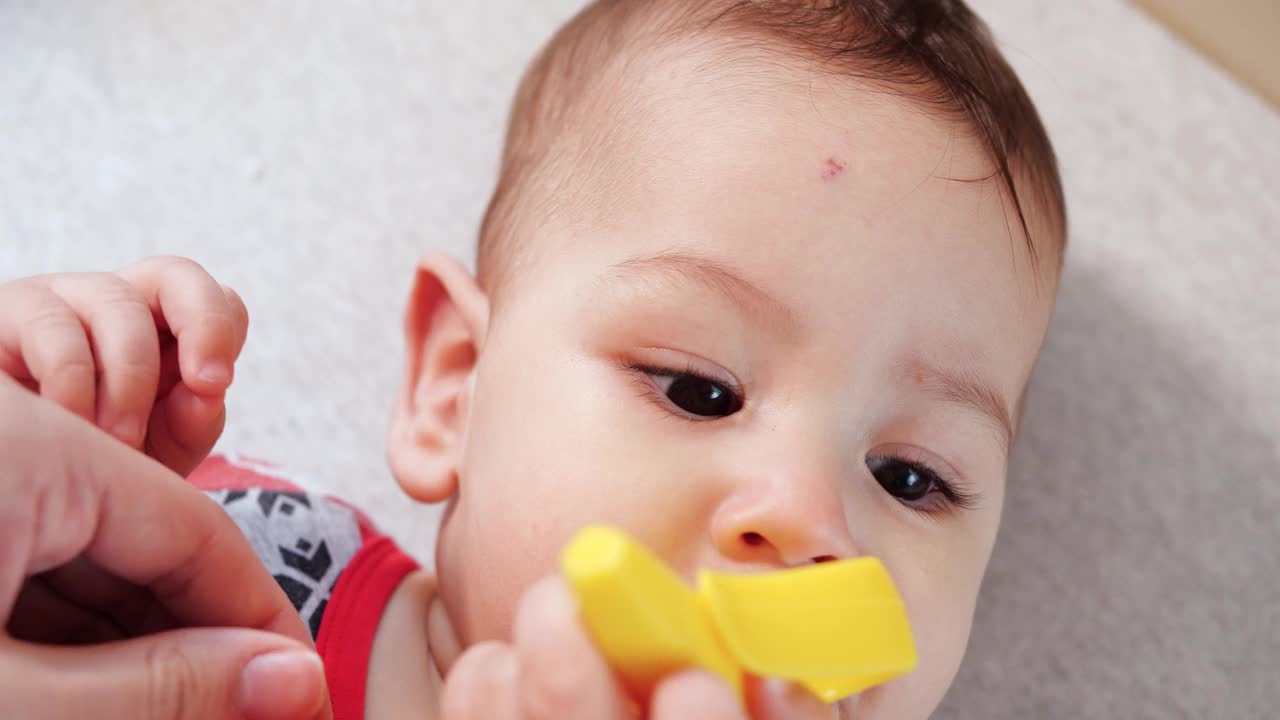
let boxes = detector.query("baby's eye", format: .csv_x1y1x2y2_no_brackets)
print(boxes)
867,453,981,514
640,366,743,418
866,456,940,503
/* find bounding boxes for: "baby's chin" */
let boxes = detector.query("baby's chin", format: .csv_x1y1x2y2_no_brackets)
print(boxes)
441,557,539,645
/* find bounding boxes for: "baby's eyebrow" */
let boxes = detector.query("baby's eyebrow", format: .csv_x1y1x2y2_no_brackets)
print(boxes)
905,359,1014,455
602,250,801,335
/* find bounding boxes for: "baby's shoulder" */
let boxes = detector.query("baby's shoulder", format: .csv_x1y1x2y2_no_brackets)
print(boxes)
190,454,434,719
367,566,446,720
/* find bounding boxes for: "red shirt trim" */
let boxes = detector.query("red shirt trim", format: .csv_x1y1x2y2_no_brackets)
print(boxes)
315,535,420,720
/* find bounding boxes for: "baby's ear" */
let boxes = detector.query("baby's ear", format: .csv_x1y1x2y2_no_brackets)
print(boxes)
388,253,489,503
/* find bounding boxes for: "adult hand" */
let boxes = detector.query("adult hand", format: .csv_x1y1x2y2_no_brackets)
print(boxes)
0,378,331,720
441,576,834,720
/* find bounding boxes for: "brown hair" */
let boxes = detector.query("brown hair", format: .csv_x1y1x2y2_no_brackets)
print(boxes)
477,0,1066,296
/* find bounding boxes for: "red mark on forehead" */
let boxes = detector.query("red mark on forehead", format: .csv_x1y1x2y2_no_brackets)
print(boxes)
821,157,846,182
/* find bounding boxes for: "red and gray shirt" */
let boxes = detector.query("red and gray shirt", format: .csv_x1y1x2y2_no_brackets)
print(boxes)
190,454,419,720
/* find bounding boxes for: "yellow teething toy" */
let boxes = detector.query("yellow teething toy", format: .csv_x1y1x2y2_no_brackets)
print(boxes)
561,525,917,704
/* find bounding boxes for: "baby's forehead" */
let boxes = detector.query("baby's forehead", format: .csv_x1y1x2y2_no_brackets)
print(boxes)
580,54,999,234
576,57,1058,285
480,0,1063,311
507,52,1050,307
487,37,1059,314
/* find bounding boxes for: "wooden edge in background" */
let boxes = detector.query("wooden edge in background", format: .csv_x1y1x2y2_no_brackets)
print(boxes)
1130,0,1280,110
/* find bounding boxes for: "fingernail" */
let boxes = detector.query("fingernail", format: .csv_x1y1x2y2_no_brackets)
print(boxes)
198,361,232,385
239,650,325,720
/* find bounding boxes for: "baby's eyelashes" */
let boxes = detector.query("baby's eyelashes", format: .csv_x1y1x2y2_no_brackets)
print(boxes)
866,454,981,514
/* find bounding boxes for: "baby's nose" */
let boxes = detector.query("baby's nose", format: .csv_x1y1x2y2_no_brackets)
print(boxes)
709,481,857,569
741,529,839,564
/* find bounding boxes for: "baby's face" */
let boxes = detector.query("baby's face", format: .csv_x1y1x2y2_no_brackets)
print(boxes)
433,51,1057,717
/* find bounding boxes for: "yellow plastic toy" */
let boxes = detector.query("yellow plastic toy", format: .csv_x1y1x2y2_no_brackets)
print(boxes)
560,525,917,704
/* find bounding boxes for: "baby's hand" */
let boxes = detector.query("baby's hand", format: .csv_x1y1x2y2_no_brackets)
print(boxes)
442,577,834,720
0,256,248,476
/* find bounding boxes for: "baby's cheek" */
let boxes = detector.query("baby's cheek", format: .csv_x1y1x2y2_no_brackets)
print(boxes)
883,564,982,716
919,600,973,697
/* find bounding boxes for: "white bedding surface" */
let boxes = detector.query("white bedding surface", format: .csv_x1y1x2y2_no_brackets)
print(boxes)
2,1,1276,716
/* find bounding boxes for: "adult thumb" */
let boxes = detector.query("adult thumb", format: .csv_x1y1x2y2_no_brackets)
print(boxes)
1,627,332,720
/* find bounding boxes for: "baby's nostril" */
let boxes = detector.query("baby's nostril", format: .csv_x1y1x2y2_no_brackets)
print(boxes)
741,531,765,547
812,554,837,564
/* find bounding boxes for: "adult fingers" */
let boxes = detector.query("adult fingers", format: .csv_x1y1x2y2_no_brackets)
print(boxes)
30,556,178,638
650,673,836,720
7,577,124,645
0,627,328,720
0,283,95,423
512,576,631,720
440,641,523,720
0,381,310,646
651,670,746,720
116,257,243,397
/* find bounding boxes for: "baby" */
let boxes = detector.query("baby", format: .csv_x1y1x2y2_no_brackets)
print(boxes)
1,0,1065,718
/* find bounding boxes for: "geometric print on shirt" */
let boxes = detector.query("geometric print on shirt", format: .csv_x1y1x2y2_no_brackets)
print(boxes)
204,487,363,639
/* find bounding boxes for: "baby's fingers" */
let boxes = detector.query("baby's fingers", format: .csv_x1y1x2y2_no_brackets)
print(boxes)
116,257,247,397
0,283,96,422
512,577,632,720
44,274,162,446
144,381,227,478
441,642,523,720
